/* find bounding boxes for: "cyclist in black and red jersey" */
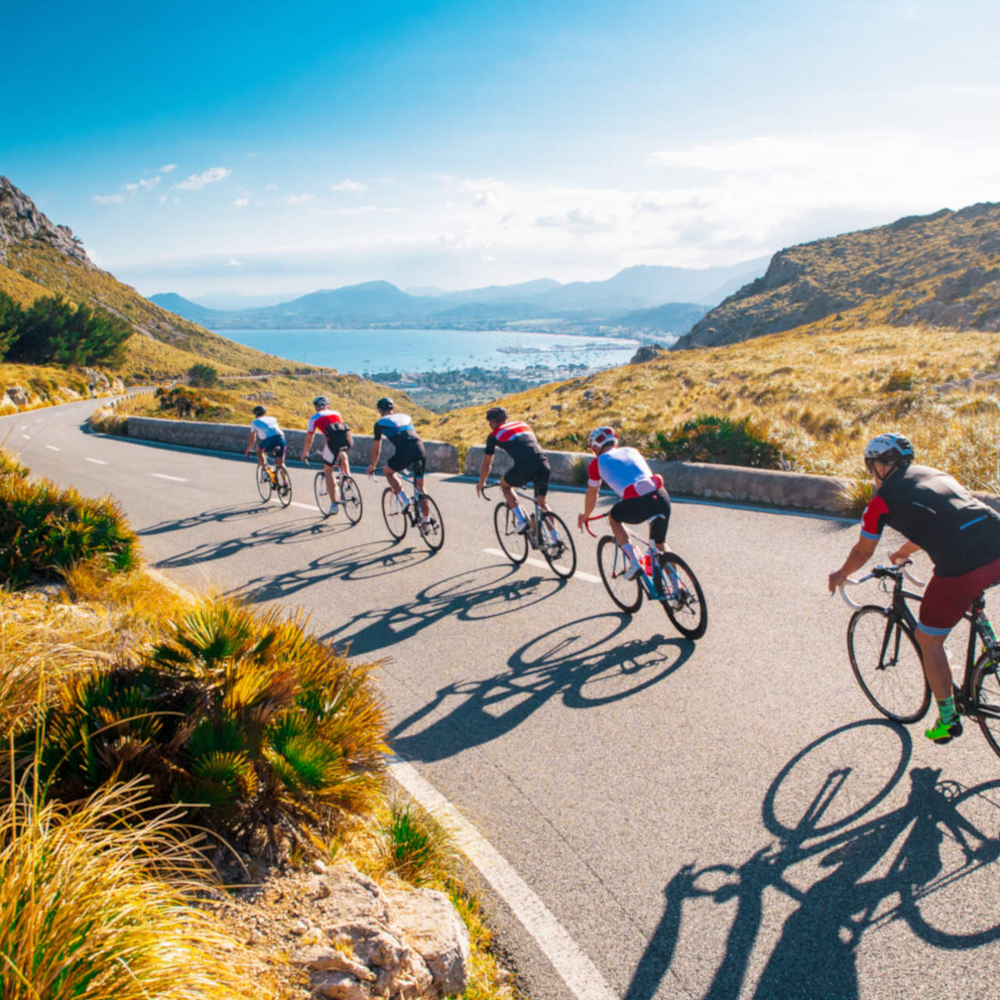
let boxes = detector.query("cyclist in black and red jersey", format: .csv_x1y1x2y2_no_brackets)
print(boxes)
577,426,671,579
829,432,1000,744
300,395,352,515
475,407,555,540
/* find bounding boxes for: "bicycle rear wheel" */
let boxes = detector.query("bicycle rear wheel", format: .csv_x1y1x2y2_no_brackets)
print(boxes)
494,502,528,563
314,471,330,516
597,535,642,613
847,606,930,723
381,487,408,540
417,494,445,551
256,464,272,502
540,511,576,579
275,466,292,507
340,475,363,524
971,651,1000,759
658,552,707,640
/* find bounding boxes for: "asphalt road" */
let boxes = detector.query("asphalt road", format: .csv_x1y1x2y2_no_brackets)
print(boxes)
6,397,1000,1000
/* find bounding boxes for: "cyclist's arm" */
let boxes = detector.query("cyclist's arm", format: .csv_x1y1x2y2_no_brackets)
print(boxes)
366,439,382,475
578,483,600,530
476,452,492,495
889,539,921,565
245,429,256,456
828,535,877,592
301,429,315,462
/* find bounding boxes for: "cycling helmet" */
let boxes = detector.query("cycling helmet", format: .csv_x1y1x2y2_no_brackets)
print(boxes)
864,432,914,474
588,426,618,451
486,406,508,424
313,395,329,408
252,405,266,417
376,396,394,413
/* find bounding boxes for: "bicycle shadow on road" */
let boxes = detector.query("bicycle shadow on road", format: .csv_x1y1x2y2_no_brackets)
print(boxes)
624,720,1000,1000
388,612,693,764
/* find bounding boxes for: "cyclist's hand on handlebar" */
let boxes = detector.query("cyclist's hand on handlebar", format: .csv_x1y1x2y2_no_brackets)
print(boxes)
828,568,848,594
475,481,486,497
577,513,587,531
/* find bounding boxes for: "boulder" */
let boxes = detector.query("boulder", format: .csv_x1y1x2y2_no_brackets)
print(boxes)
82,368,111,393
6,386,31,407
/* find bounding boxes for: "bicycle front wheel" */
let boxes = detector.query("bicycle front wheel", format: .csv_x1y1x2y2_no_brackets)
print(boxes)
541,511,576,579
340,475,363,524
417,494,445,551
256,464,272,502
314,471,330,516
847,606,930,723
275,466,292,507
971,651,1000,759
381,487,408,540
597,535,642,613
658,552,707,640
494,502,528,563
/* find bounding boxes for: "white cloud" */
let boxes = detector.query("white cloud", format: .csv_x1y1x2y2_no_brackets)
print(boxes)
94,193,125,205
329,179,367,193
225,259,243,267
140,176,161,191
125,183,139,194
277,193,319,206
159,194,168,204
174,167,231,191
159,163,177,173
231,194,250,208
264,183,278,191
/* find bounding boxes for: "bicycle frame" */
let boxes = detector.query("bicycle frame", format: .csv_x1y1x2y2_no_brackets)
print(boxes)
583,513,677,599
481,484,553,551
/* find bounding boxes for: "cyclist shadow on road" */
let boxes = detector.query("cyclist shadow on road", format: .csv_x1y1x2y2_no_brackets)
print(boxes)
624,720,1000,1000
319,562,566,660
388,610,693,764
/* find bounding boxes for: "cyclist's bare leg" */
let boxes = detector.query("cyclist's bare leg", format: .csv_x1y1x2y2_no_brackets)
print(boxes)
255,448,267,470
338,449,350,478
915,630,955,701
323,463,339,503
414,474,428,518
384,466,404,495
500,477,519,509
608,515,629,548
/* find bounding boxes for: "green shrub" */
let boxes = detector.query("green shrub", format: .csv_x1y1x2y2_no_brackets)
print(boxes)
32,600,388,852
0,458,137,588
187,362,220,388
650,414,790,469
375,798,455,886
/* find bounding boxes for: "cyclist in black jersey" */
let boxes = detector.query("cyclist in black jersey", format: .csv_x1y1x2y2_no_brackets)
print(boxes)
475,407,553,536
365,397,431,524
829,432,1000,744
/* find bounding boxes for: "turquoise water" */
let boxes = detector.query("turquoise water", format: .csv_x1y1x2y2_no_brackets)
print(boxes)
214,327,639,374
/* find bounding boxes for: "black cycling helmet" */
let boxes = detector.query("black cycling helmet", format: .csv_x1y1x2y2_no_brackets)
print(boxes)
486,406,508,424
252,405,266,417
864,432,914,475
313,395,329,408
376,397,394,413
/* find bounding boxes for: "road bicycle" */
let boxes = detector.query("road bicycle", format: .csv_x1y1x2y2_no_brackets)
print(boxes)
376,470,444,551
583,514,707,639
253,452,291,507
839,562,1000,758
308,459,362,524
483,484,576,579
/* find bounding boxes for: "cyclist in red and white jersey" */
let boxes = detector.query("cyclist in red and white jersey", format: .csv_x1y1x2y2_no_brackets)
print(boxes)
577,426,671,579
300,395,352,515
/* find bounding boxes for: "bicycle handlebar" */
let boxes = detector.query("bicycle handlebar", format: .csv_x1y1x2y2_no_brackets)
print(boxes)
837,561,925,609
581,513,607,538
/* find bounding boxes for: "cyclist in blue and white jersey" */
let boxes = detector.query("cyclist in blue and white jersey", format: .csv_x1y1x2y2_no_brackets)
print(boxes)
578,426,671,579
244,405,287,472
365,397,429,521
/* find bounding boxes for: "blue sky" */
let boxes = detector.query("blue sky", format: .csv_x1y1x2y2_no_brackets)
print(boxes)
6,0,1000,301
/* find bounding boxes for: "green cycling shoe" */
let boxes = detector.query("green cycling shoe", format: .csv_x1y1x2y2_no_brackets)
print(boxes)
925,715,963,744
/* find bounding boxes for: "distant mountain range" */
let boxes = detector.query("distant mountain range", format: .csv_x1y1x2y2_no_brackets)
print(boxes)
149,258,770,333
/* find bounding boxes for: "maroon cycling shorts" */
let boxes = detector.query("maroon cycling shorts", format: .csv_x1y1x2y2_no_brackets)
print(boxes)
919,554,1000,635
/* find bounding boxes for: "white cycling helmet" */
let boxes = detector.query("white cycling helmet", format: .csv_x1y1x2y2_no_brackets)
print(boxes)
588,426,618,451
864,432,914,474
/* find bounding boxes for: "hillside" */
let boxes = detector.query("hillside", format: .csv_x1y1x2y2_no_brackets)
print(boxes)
676,202,1000,349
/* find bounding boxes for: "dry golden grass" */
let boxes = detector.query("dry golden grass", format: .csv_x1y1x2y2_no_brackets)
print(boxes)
421,321,1000,491
0,262,52,306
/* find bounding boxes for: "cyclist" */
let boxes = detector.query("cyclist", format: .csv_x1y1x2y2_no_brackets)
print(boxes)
475,406,556,541
245,405,287,475
828,432,1000,744
365,397,430,525
578,426,671,579
300,395,352,515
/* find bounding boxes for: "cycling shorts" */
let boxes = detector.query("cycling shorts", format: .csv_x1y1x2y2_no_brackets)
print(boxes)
503,458,551,497
258,435,286,460
387,440,426,478
322,429,351,466
918,554,1000,635
611,489,671,544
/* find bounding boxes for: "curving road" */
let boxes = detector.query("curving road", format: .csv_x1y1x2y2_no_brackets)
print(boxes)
6,397,1000,1000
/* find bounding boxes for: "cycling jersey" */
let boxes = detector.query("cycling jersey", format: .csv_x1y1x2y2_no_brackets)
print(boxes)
485,421,546,465
250,416,284,443
588,446,664,499
307,408,346,437
374,412,420,444
860,464,1000,578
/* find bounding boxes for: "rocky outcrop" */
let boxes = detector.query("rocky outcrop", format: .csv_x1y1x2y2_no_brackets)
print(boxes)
628,344,665,364
0,176,91,269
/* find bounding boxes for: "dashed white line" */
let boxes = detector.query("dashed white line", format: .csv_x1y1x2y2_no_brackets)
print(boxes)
45,445,60,452
21,434,30,440
289,501,316,510
20,425,27,431
151,473,187,482
389,756,619,1000
85,458,108,465
483,548,601,583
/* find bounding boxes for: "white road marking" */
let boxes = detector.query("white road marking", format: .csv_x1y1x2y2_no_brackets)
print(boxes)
20,425,27,430
45,445,60,451
21,434,30,440
85,458,108,465
34,418,43,423
389,756,620,1000
151,473,187,482
290,501,316,510
483,548,601,583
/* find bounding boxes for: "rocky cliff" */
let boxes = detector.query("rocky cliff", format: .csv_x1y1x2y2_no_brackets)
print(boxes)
0,176,91,269
675,201,1000,349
